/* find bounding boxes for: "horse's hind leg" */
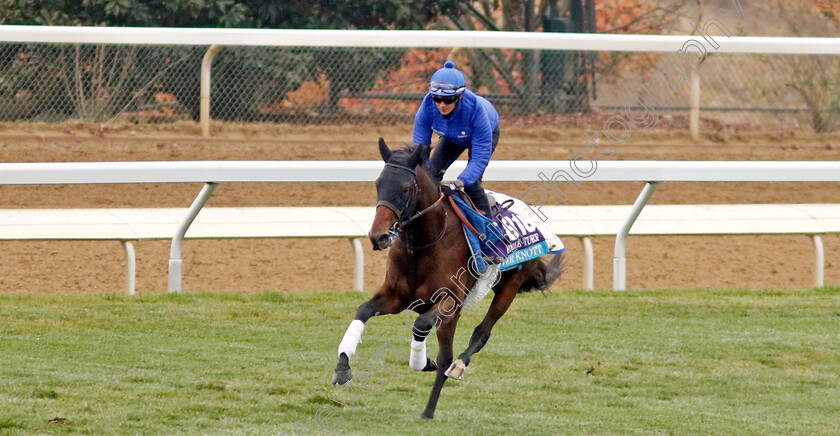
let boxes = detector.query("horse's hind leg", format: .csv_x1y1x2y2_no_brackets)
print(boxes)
446,272,523,380
421,319,457,420
332,290,402,385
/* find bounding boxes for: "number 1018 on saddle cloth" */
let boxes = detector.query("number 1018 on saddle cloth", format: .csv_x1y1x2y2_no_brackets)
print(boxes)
451,190,565,273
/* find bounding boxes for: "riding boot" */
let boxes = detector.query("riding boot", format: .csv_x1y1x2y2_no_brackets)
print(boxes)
464,181,493,218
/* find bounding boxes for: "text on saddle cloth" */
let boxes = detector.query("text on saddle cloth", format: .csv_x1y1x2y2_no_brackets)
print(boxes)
450,191,565,273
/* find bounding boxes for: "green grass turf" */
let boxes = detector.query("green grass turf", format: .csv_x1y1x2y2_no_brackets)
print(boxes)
0,288,838,435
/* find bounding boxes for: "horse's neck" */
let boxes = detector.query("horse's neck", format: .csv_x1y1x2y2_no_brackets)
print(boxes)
414,167,440,209
405,168,447,243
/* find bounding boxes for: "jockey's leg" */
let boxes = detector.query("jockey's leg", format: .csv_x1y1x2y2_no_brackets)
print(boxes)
332,289,402,385
428,139,463,182
464,180,492,217
463,126,499,217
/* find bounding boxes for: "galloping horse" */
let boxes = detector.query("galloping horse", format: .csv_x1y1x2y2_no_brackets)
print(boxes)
331,138,563,419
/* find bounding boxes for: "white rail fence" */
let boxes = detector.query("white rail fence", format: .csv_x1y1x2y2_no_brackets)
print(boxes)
2,160,840,292
1,26,839,135
5,26,839,53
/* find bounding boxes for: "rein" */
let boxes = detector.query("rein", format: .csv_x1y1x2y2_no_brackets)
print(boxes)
391,193,448,251
384,163,448,250
394,193,445,232
396,208,449,251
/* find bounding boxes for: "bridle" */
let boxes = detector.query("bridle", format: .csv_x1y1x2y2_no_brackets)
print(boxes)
379,162,447,250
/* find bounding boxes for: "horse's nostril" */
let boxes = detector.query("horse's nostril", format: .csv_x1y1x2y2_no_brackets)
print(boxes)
370,232,392,250
369,233,384,249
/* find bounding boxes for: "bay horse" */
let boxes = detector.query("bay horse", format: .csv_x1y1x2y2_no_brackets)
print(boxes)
331,138,563,419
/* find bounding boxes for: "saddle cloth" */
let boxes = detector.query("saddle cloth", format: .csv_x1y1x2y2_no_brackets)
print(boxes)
450,190,565,274
487,190,565,270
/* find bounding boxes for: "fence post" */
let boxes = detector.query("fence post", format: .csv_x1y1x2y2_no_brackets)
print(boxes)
121,241,136,295
581,236,594,290
168,182,218,293
613,181,659,291
812,235,824,287
690,69,700,141
201,45,223,137
351,238,364,291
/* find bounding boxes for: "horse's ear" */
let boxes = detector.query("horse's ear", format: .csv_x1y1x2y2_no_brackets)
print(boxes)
418,144,430,164
378,137,392,162
408,143,424,167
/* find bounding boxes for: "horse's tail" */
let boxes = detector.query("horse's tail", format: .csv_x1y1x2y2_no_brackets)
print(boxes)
519,253,565,293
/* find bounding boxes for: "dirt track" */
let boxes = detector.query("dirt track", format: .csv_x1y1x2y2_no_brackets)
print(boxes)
1,118,838,294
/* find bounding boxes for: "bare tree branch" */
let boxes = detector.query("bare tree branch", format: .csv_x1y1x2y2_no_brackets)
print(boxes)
465,2,500,31
600,4,689,34
449,14,522,97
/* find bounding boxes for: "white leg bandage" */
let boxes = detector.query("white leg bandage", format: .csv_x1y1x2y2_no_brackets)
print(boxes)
409,339,427,371
337,320,365,359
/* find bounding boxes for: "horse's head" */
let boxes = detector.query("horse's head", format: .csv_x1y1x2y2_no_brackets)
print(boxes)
369,138,431,250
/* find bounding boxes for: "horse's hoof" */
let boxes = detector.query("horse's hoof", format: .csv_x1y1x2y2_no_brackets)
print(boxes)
332,352,351,385
331,369,352,385
422,358,437,372
444,359,466,380
420,411,435,420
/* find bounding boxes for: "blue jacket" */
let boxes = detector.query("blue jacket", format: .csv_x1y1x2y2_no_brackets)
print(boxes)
412,90,499,186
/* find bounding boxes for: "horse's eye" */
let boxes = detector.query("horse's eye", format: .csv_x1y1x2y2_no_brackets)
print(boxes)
403,186,411,194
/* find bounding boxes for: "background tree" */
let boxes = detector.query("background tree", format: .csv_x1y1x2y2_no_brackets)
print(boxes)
751,0,840,132
436,0,690,113
0,0,460,121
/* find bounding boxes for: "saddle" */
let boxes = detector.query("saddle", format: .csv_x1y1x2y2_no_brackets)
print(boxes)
447,189,565,274
446,190,509,274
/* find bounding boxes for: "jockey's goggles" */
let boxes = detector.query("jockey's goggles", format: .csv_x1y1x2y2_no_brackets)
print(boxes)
429,81,465,95
432,94,460,104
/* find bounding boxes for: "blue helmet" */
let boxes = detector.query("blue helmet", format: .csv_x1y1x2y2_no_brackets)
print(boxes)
429,61,466,97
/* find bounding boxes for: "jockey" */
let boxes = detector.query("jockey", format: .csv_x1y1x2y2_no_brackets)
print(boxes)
412,61,500,218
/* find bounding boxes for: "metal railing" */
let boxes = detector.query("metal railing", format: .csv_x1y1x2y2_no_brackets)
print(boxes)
3,159,840,291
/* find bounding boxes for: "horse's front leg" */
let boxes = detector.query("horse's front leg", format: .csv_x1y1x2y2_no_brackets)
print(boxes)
332,290,402,385
408,303,446,373
421,319,457,419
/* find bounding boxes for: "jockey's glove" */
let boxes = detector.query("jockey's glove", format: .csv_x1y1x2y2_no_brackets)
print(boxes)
450,179,465,191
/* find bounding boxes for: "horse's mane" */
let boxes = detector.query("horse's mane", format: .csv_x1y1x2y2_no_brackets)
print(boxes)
388,146,417,166
386,145,436,188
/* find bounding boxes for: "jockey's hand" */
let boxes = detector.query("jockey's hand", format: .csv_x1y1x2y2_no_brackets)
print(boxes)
449,180,465,191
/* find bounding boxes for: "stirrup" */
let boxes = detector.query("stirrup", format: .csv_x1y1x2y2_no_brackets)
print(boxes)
483,255,504,265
